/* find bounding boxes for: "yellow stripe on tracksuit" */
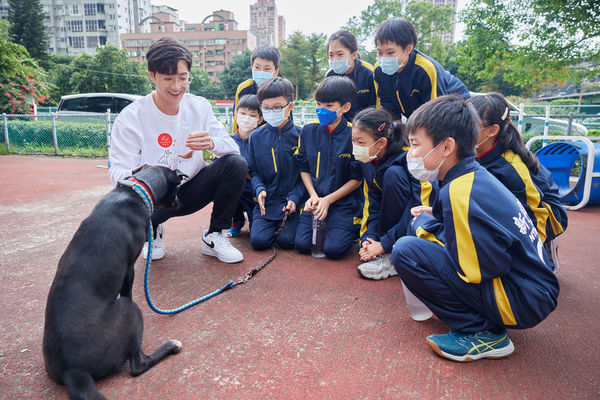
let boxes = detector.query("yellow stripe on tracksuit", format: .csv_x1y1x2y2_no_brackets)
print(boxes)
271,148,277,172
414,53,438,100
448,172,481,283
415,227,444,247
420,181,433,207
492,277,517,325
231,78,255,133
373,62,381,109
362,60,380,108
316,152,321,179
501,150,552,243
360,180,370,239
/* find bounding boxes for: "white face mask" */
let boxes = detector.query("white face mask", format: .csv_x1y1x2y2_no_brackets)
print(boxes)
475,135,493,150
236,114,259,132
352,139,381,163
406,143,445,182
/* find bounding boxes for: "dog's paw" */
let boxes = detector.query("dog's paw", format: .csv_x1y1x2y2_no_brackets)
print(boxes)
168,339,182,354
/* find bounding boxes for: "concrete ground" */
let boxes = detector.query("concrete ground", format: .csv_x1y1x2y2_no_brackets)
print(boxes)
0,155,598,399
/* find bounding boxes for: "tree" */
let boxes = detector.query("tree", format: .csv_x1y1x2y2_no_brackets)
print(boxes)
0,21,50,113
219,49,252,99
306,33,328,94
45,54,77,104
7,0,49,61
344,0,454,62
454,0,600,88
189,68,226,100
279,32,311,100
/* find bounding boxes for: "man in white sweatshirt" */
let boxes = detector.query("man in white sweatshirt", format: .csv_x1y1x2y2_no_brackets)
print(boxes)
109,37,247,263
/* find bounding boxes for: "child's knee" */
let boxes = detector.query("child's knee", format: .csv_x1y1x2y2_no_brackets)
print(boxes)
323,242,350,260
295,236,311,254
250,233,272,251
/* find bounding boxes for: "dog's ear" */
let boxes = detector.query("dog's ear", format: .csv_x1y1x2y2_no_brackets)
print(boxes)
131,164,152,175
174,169,188,183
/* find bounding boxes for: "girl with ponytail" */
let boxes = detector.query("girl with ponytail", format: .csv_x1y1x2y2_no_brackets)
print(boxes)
468,93,567,270
352,107,437,280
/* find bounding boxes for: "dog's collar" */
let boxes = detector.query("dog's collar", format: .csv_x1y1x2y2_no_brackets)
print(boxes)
118,177,154,215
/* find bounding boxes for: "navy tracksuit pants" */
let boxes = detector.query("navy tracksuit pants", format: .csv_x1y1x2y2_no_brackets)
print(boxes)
250,208,299,251
295,207,357,260
391,236,504,333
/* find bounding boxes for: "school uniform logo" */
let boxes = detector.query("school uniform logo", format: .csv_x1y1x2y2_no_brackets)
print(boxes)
411,89,420,96
357,89,370,94
339,153,352,158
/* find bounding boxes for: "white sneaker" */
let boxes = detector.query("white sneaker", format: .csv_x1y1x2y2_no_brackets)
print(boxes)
550,237,561,273
201,230,243,263
142,224,165,260
357,253,397,280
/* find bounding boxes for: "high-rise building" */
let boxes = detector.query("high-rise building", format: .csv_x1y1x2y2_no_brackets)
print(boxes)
426,0,458,43
249,0,285,47
121,9,257,82
0,0,9,21
39,0,152,55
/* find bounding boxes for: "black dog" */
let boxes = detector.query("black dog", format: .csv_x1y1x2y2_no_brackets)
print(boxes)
43,166,184,400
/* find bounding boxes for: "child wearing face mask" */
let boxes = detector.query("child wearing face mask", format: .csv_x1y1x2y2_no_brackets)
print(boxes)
373,18,469,121
231,46,280,134
325,30,377,122
294,76,363,259
226,95,264,237
467,93,567,272
247,77,305,250
392,95,559,362
352,107,437,280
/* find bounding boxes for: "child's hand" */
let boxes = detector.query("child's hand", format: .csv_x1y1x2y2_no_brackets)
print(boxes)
257,190,267,216
363,238,384,258
411,205,433,217
314,196,331,221
304,196,319,212
282,200,296,214
359,246,376,262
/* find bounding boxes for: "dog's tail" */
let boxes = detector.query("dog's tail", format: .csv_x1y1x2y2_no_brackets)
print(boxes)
63,370,108,400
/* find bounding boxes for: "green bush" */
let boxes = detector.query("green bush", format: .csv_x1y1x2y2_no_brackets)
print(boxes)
587,129,600,136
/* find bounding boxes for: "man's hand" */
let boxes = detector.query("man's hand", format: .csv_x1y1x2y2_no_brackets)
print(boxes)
257,190,267,216
282,200,296,214
186,131,214,151
411,205,433,217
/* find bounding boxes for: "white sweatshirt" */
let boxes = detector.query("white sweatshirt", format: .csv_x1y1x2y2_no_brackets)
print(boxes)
109,93,240,186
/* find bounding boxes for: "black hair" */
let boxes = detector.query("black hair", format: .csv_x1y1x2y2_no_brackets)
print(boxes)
353,107,407,156
146,37,192,74
256,77,294,103
406,95,479,160
315,76,356,105
375,18,417,48
467,93,541,174
237,94,262,117
251,46,281,69
327,30,358,54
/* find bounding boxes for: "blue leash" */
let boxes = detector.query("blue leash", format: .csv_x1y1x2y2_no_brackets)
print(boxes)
128,182,283,315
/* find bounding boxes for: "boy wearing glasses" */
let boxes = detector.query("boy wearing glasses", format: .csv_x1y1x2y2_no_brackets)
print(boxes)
247,77,305,250
109,37,247,264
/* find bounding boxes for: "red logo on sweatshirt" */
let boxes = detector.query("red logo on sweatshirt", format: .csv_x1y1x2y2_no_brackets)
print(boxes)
157,133,173,148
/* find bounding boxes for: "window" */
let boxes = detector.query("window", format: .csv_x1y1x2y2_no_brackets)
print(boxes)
96,3,105,13
98,20,105,29
69,36,85,48
84,3,96,16
71,4,80,15
86,20,98,32
215,39,226,45
86,97,112,113
68,20,83,32
60,97,86,111
87,36,98,48
114,98,134,113
99,36,106,45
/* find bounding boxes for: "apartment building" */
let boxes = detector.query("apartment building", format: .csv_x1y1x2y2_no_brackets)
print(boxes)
39,0,152,55
121,9,257,82
249,0,285,47
427,0,458,43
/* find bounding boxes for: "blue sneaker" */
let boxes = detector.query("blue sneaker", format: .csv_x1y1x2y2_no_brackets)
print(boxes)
225,220,245,238
426,330,514,362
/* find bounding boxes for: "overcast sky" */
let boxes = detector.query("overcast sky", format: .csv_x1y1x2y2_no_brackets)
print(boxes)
161,0,468,42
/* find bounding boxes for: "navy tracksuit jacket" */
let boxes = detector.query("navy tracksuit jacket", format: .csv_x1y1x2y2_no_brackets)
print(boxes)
478,142,567,243
325,59,378,122
374,49,470,120
294,119,363,259
248,119,305,250
360,149,436,253
392,157,559,332
230,131,256,226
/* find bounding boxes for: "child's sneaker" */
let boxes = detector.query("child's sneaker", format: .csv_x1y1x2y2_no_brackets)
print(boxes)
426,330,515,362
357,254,397,280
225,220,245,238
202,230,244,263
142,223,165,260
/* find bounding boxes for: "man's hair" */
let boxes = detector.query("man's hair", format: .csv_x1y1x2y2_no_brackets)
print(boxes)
374,18,417,48
315,76,356,105
237,94,262,117
251,46,281,68
406,95,480,160
257,77,294,103
327,30,358,54
146,37,192,74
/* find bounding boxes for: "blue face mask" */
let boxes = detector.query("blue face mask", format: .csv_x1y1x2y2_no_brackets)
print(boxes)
252,70,273,86
328,58,350,75
316,107,340,126
377,57,402,75
263,108,287,128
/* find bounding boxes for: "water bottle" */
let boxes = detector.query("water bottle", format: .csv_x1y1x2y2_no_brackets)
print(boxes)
401,280,433,321
311,213,326,258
